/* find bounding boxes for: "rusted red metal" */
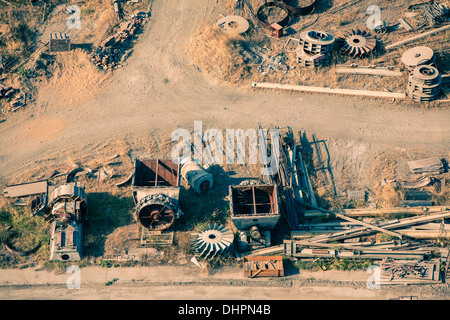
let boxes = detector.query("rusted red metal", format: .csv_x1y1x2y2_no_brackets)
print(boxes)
278,0,316,16
256,2,290,31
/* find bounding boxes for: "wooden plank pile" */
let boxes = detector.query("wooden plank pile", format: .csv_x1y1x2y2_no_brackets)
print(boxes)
407,157,445,174
243,255,284,278
90,12,147,69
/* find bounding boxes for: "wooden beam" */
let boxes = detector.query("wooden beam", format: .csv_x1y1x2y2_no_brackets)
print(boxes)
385,24,450,51
251,82,407,99
335,65,403,77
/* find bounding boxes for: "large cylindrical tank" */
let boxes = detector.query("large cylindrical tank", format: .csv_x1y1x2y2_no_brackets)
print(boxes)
180,158,213,194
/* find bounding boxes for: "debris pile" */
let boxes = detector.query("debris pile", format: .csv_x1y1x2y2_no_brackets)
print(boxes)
89,12,147,69
421,2,449,27
381,259,442,284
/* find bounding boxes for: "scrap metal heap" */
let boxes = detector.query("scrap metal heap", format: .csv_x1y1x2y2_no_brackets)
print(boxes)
132,158,182,245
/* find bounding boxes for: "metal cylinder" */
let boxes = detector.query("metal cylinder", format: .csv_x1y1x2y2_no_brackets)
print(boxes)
180,158,213,193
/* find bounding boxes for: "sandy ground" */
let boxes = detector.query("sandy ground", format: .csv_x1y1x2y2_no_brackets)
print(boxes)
0,0,449,300
0,265,448,300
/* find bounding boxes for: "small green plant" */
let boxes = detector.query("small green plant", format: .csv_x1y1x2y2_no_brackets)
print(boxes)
98,259,112,268
104,278,119,286
16,67,32,78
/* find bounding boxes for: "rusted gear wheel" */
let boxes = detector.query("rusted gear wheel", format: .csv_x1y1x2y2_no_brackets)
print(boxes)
191,223,234,259
137,194,177,231
340,29,377,57
407,65,442,102
299,29,335,54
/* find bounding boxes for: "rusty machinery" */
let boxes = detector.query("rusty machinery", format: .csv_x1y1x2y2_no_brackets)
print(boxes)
132,158,182,244
256,2,290,37
407,64,442,102
278,0,316,16
296,29,335,68
252,1,316,38
229,183,280,251
180,158,213,194
31,182,87,261
339,29,377,57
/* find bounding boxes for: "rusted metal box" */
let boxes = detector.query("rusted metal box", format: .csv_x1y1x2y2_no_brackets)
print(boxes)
271,23,283,38
132,158,180,205
229,184,280,231
244,255,284,278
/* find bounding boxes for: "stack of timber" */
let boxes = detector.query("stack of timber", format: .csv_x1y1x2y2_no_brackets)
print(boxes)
90,12,147,69
407,157,445,174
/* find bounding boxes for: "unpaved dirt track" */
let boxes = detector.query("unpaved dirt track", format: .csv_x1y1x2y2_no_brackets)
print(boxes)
0,0,449,182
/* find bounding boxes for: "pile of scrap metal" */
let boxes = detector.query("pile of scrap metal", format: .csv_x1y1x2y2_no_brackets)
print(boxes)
408,1,449,28
263,127,316,229
89,11,147,69
3,180,87,261
293,28,377,68
132,158,183,245
380,258,443,284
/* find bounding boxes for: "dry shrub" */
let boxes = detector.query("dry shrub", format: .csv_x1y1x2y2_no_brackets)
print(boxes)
379,183,402,208
186,24,249,84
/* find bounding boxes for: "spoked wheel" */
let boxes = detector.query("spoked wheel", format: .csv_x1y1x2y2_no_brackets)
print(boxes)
138,203,175,231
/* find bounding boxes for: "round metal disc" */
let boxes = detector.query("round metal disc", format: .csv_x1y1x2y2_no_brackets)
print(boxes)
217,15,250,34
401,46,434,69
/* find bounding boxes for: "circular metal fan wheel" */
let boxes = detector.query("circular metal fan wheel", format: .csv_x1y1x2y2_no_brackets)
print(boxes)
340,29,377,57
191,223,234,259
137,195,177,231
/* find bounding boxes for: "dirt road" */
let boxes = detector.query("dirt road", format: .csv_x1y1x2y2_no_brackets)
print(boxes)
0,265,448,300
0,0,449,183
